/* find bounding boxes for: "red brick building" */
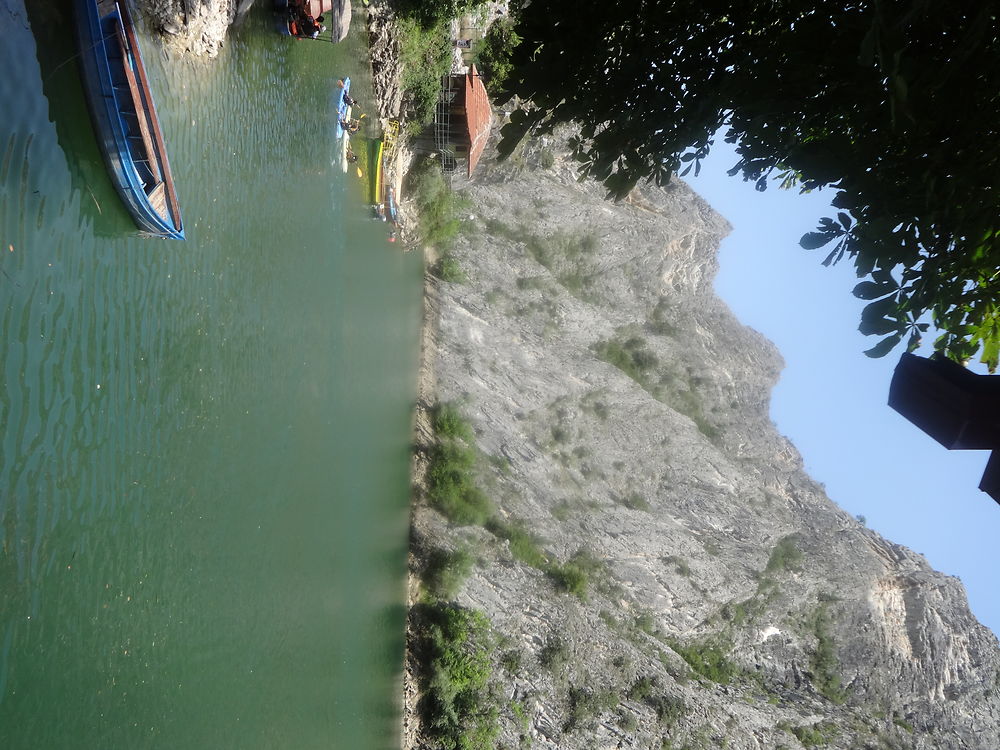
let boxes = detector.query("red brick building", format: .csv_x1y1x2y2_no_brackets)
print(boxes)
435,65,493,177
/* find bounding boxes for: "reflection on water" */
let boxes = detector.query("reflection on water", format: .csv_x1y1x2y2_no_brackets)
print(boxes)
1,2,420,747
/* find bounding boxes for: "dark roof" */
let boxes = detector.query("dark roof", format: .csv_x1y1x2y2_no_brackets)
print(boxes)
462,65,493,177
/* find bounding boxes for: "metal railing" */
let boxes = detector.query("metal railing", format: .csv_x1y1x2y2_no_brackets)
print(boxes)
434,74,458,173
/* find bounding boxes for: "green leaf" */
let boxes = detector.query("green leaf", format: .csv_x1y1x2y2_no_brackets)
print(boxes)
859,296,900,335
864,333,903,358
800,232,834,250
837,212,853,230
859,316,900,337
853,281,891,300
831,192,853,210
870,267,898,287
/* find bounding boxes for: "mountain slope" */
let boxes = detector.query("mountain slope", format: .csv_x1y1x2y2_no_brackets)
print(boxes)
405,131,1000,750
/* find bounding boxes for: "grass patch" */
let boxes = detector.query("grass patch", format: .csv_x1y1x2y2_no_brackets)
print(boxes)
617,491,651,512
765,534,803,574
634,610,658,635
551,499,573,521
563,685,619,732
486,517,547,568
892,713,913,733
668,639,736,684
593,336,659,384
415,603,499,750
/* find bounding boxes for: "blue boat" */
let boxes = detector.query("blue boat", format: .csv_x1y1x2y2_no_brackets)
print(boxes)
75,0,184,239
335,77,352,139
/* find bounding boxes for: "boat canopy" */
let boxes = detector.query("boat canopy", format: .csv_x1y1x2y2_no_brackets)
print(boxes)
304,0,334,15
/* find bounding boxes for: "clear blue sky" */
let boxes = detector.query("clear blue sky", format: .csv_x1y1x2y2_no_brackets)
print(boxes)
684,139,1000,638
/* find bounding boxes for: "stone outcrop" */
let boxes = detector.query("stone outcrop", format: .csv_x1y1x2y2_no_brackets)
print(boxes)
407,128,1000,749
138,0,351,54
139,0,238,56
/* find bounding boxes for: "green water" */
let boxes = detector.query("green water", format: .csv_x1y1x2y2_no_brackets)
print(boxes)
0,2,421,747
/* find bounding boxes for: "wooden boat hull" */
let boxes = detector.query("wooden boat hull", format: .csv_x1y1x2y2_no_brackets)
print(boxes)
75,0,184,239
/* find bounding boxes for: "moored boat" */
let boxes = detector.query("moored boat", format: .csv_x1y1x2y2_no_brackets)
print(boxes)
335,77,352,139
74,0,184,239
275,0,352,41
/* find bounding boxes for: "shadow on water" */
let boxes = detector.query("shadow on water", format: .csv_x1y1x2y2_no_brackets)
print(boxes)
25,0,136,238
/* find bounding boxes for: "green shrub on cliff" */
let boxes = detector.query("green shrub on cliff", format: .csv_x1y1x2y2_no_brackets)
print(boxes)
408,158,464,250
427,403,492,525
417,604,499,750
423,546,474,601
428,441,492,525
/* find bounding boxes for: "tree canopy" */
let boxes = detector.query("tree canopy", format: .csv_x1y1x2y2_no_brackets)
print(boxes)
497,0,1000,368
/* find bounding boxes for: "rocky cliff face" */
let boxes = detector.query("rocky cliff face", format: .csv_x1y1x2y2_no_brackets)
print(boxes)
137,0,242,56
406,130,1000,749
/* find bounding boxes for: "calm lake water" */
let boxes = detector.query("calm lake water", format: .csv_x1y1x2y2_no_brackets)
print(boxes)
0,2,421,747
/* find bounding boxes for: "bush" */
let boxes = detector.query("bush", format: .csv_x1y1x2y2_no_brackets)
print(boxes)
398,18,452,126
474,15,522,93
427,401,491,525
434,403,474,441
618,491,650,511
564,686,619,732
417,604,499,750
811,602,846,704
646,693,685,727
408,158,464,248
427,441,492,525
790,722,839,747
538,635,570,672
547,548,602,600
549,562,588,599
627,675,657,701
433,254,466,283
423,547,474,600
